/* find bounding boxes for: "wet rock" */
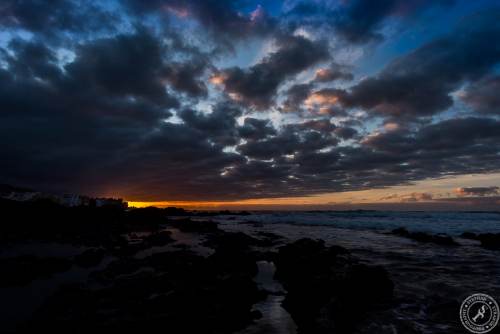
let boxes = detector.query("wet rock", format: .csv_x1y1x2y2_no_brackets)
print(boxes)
476,233,500,250
254,231,284,246
460,232,500,250
124,207,167,231
392,228,459,246
274,238,393,333
27,247,265,333
74,248,106,268
163,207,187,216
241,220,264,227
0,256,72,287
204,231,260,252
460,232,478,239
143,230,174,247
170,218,220,233
425,295,461,326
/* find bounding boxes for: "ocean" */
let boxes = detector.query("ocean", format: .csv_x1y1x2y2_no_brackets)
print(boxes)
214,210,500,235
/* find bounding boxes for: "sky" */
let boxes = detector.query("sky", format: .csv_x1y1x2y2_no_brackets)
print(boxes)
1,0,500,210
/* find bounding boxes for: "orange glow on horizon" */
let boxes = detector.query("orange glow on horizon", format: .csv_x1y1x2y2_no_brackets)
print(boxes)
125,173,500,209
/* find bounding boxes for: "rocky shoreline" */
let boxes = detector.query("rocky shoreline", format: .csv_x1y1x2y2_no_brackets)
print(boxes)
1,198,499,333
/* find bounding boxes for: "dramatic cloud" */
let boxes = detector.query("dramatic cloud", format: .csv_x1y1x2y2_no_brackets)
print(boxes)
380,192,433,202
126,0,276,42
0,0,117,39
454,187,500,197
313,63,353,82
337,10,500,118
281,83,314,112
461,76,500,115
238,118,277,141
1,1,500,203
178,103,242,146
212,35,329,108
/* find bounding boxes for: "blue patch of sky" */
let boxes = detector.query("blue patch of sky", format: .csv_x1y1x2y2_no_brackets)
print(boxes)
355,0,498,76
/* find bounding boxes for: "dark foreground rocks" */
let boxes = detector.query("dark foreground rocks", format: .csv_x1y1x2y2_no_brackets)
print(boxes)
274,238,394,333
1,199,401,333
24,247,265,333
0,256,72,287
392,227,459,246
461,232,500,250
74,248,106,268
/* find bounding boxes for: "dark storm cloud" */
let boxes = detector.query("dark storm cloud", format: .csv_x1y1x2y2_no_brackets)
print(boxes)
461,75,500,115
125,0,275,41
214,35,329,108
238,118,277,141
0,28,220,197
5,38,61,81
313,63,353,82
298,119,336,133
334,127,358,140
237,123,338,160
281,83,314,112
2,1,500,202
65,29,179,106
162,59,209,97
337,10,500,119
0,0,117,39
364,118,500,155
350,117,500,188
178,102,242,146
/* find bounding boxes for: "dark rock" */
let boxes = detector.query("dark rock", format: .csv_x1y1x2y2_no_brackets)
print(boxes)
476,233,500,250
204,231,260,252
392,227,410,237
27,246,265,333
460,232,500,250
274,238,393,333
125,207,167,231
392,228,459,246
170,218,219,233
425,295,461,326
460,232,478,239
144,230,174,247
241,220,264,227
163,207,187,216
74,248,106,268
255,231,284,246
0,256,72,287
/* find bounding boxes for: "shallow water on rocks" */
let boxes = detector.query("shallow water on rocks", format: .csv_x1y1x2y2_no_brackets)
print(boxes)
238,261,297,334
